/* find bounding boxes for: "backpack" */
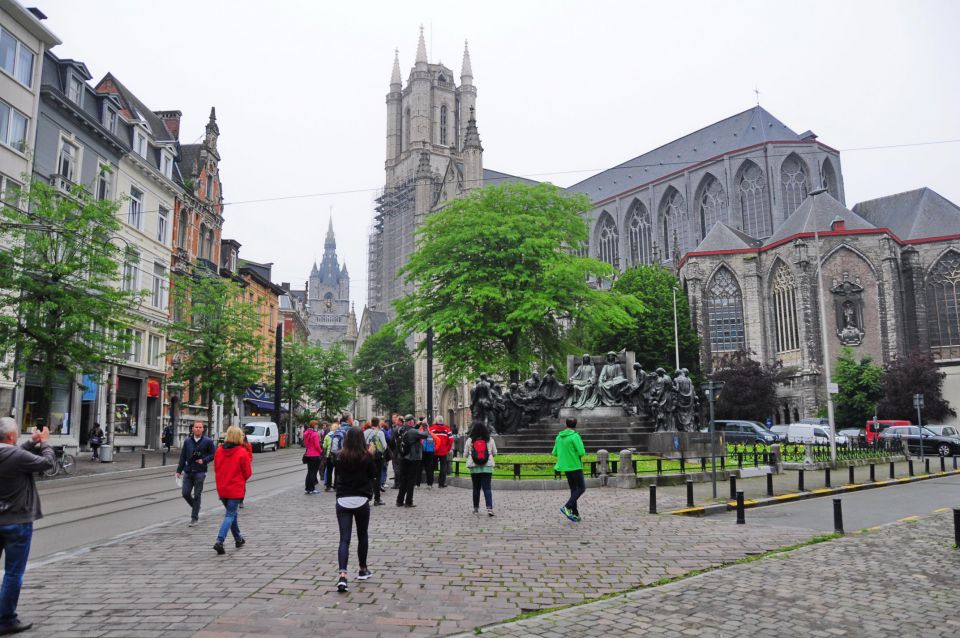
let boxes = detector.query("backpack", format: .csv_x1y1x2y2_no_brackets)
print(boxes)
398,428,411,457
471,438,490,466
329,430,344,458
423,430,435,453
371,431,385,455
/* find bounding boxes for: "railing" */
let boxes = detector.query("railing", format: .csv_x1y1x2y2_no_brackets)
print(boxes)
729,440,904,463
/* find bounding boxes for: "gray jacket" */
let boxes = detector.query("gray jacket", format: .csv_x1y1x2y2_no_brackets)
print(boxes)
0,440,56,524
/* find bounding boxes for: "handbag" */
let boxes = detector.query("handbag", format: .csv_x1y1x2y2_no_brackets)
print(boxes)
301,453,308,464
89,436,102,446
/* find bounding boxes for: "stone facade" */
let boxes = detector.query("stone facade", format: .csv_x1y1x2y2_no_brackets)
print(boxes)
303,218,356,351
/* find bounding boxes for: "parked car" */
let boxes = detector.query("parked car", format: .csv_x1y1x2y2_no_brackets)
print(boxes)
243,422,280,452
838,428,866,444
865,419,911,445
924,425,960,438
705,420,780,444
785,423,848,445
878,425,960,456
799,417,830,427
770,424,790,439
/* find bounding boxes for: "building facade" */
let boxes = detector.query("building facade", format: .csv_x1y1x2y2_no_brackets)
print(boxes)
304,219,355,349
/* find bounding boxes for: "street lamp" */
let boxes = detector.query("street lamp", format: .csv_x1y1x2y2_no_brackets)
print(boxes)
914,393,925,465
809,189,838,465
672,285,681,371
701,380,724,499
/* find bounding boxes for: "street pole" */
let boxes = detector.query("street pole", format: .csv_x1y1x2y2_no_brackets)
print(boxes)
426,327,434,422
672,286,680,371
273,323,283,441
701,380,723,499
813,225,837,465
915,393,924,466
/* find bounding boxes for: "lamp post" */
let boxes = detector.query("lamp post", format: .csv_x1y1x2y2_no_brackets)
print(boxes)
914,393,925,465
672,285,681,371
808,191,838,466
701,380,724,499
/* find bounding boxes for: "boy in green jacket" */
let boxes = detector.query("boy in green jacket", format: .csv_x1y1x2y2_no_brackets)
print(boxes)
552,417,586,522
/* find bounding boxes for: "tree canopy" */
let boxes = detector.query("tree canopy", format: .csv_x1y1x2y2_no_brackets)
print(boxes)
281,340,324,421
878,350,955,422
311,343,355,419
709,358,780,421
395,182,642,383
353,323,415,416
832,347,883,428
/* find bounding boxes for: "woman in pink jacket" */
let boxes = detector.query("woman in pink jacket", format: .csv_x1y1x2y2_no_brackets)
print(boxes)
303,420,323,494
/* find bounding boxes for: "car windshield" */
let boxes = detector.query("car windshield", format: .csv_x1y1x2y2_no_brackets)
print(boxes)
244,426,265,436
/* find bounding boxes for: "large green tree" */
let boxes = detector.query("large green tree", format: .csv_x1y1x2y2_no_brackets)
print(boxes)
878,351,955,422
281,340,323,423
310,344,355,419
396,182,642,383
353,323,415,416
0,180,135,426
710,358,780,421
167,271,263,430
588,265,700,373
832,347,883,428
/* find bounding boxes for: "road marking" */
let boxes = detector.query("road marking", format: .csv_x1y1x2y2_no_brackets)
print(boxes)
773,494,799,500
933,507,950,513
897,515,920,523
811,488,832,494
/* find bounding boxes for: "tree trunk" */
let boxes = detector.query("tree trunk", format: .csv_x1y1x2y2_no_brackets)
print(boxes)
207,394,214,436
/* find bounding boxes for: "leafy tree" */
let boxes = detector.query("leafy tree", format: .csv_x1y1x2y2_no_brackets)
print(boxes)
832,347,883,428
0,180,135,425
588,265,700,374
396,182,642,383
281,340,323,422
167,271,264,430
710,358,780,421
878,351,955,422
310,343,355,419
353,323,415,415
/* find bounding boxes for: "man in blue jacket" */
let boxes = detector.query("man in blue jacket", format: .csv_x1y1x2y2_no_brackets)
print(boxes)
176,421,215,526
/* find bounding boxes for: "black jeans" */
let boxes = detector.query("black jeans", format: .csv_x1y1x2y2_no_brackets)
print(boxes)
436,455,449,487
396,459,420,505
471,472,493,510
372,457,383,503
305,456,321,492
564,469,586,516
421,454,436,486
182,471,206,521
324,458,336,488
335,502,370,572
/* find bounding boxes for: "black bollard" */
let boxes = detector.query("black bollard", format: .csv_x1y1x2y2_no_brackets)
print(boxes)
825,467,831,488
736,490,745,525
833,498,844,535
954,455,958,471
909,460,914,476
729,475,737,501
955,509,960,548
941,455,946,473
162,452,167,466
141,453,146,469
890,461,895,479
848,465,855,485
766,471,774,497
925,458,930,474
869,463,875,482
649,484,657,515
798,468,805,491
686,478,695,508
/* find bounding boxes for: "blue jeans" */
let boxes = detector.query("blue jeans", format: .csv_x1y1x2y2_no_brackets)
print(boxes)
471,472,493,509
182,472,206,521
216,499,242,544
564,470,586,516
0,522,33,627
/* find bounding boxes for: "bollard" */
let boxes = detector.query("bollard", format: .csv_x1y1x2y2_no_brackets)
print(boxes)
798,468,805,491
141,453,146,469
737,453,743,470
833,498,844,535
869,463,875,482
848,465,855,485
955,509,960,548
686,478,695,508
766,471,774,497
909,460,914,476
824,467,831,488
736,490,745,524
729,475,737,501
890,461,895,479
941,455,946,473
925,458,930,474
649,484,657,515
162,452,167,466
954,455,958,471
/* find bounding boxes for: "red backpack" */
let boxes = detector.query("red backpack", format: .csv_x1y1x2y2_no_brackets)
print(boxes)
471,438,490,465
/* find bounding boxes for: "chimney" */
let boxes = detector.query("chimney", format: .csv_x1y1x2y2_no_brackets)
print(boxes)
831,216,846,232
27,7,47,19
155,110,182,140
281,282,291,291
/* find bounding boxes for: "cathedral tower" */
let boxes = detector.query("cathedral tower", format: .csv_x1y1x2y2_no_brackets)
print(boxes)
307,218,354,348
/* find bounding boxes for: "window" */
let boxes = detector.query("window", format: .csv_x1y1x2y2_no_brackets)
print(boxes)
205,175,214,200
0,99,29,151
151,262,167,308
0,27,35,88
780,154,808,216
160,152,172,179
128,187,143,229
95,164,111,201
157,206,169,244
198,223,207,258
927,251,960,359
127,329,143,363
440,105,448,145
595,211,619,268
102,105,117,133
626,199,652,266
1,174,22,209
57,138,79,182
659,187,689,261
772,263,800,355
134,130,147,157
122,248,140,292
67,76,84,105
206,229,215,262
707,267,745,354
738,161,772,238
697,175,726,240
821,158,839,200
148,334,163,367
177,210,188,249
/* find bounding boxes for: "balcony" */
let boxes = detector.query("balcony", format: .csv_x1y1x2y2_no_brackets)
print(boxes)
196,258,218,274
51,174,79,195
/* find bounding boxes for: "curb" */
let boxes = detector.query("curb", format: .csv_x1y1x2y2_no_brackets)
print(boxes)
669,467,960,516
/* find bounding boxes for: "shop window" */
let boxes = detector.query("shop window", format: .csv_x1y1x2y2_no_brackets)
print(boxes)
22,367,73,434
114,376,141,436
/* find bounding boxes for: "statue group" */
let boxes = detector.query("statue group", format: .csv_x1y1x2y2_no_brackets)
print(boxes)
470,352,700,434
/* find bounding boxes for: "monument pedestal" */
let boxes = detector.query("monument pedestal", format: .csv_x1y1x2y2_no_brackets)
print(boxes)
559,406,625,419
646,431,721,460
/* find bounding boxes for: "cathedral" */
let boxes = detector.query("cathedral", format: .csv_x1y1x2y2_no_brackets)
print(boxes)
302,219,356,351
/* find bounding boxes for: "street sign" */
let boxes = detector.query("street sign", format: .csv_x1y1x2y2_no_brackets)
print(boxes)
914,394,924,408
827,383,839,394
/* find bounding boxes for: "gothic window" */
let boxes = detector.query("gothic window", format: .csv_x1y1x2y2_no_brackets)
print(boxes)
440,105,448,145
198,223,207,259
737,160,772,238
927,252,960,359
626,199,652,266
177,210,188,249
780,153,808,216
706,267,745,354
697,174,726,240
821,158,839,200
772,263,800,354
659,187,689,260
404,108,410,150
595,211,619,268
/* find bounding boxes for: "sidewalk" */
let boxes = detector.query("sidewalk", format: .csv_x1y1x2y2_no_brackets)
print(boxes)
44,447,179,480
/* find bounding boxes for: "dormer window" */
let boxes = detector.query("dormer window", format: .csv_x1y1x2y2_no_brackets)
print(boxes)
134,129,147,158
67,76,84,106
102,105,117,134
160,152,173,179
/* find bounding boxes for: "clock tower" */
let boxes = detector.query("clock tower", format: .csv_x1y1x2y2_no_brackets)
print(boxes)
306,217,356,351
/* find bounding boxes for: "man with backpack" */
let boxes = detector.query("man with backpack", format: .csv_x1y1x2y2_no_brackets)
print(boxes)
395,414,428,508
428,417,454,488
363,417,387,506
324,418,345,491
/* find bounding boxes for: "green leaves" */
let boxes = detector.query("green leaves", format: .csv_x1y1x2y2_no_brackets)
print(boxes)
833,347,883,428
353,323,414,415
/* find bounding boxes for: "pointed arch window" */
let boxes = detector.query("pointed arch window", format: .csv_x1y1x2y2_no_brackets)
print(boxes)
781,154,808,216
626,199,652,266
738,161,772,238
659,188,689,261
927,252,960,359
772,263,800,354
595,212,619,268
440,105,448,145
404,108,411,150
821,158,839,200
707,267,745,353
697,175,727,240
198,223,207,259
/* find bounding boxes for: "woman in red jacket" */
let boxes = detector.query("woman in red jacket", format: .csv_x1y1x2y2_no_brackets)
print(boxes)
213,426,252,555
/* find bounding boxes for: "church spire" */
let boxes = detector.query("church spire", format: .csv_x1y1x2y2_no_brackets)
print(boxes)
390,48,402,88
415,25,428,66
204,105,219,151
325,215,336,249
464,107,482,151
460,40,473,86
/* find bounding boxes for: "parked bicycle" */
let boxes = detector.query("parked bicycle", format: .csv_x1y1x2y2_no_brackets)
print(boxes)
43,445,76,477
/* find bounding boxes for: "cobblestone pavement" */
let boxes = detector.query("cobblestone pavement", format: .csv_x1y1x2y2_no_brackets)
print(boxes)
462,512,960,638
17,480,815,637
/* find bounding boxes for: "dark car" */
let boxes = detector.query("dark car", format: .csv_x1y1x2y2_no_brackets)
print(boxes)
878,425,960,456
706,420,780,445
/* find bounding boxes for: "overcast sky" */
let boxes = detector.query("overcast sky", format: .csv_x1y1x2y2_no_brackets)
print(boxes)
35,0,960,309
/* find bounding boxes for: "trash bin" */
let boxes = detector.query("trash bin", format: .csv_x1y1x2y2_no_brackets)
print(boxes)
279,433,287,449
99,444,114,462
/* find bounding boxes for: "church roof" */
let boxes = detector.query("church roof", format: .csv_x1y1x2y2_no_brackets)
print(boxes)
693,223,760,253
852,187,960,241
359,308,390,337
483,168,539,187
765,190,876,246
566,106,805,204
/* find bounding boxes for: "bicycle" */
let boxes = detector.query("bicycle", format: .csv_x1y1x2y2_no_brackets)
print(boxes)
43,445,76,477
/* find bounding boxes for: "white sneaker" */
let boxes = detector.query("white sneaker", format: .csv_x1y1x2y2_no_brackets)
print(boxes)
337,575,348,592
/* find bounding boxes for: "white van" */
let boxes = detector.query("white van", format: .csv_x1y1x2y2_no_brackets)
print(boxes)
785,423,848,445
243,422,279,452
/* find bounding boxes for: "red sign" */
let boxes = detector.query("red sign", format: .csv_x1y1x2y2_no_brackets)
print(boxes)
147,378,161,398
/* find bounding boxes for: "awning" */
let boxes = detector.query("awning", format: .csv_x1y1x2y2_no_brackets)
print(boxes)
243,397,287,412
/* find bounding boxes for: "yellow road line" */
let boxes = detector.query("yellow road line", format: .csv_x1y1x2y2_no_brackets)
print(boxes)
934,507,950,513
898,515,920,523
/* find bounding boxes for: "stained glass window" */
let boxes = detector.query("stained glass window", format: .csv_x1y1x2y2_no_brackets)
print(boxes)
707,267,745,353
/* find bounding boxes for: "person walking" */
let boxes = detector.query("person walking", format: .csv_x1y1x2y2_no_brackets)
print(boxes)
323,419,345,491
419,420,436,487
212,426,252,554
464,420,497,516
363,417,386,505
552,417,586,522
387,414,402,489
162,422,174,452
88,423,104,461
333,426,377,592
176,421,216,526
303,420,322,495
428,417,453,488
0,418,55,635
395,415,428,508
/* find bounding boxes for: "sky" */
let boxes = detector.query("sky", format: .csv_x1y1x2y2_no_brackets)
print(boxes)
33,0,960,309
